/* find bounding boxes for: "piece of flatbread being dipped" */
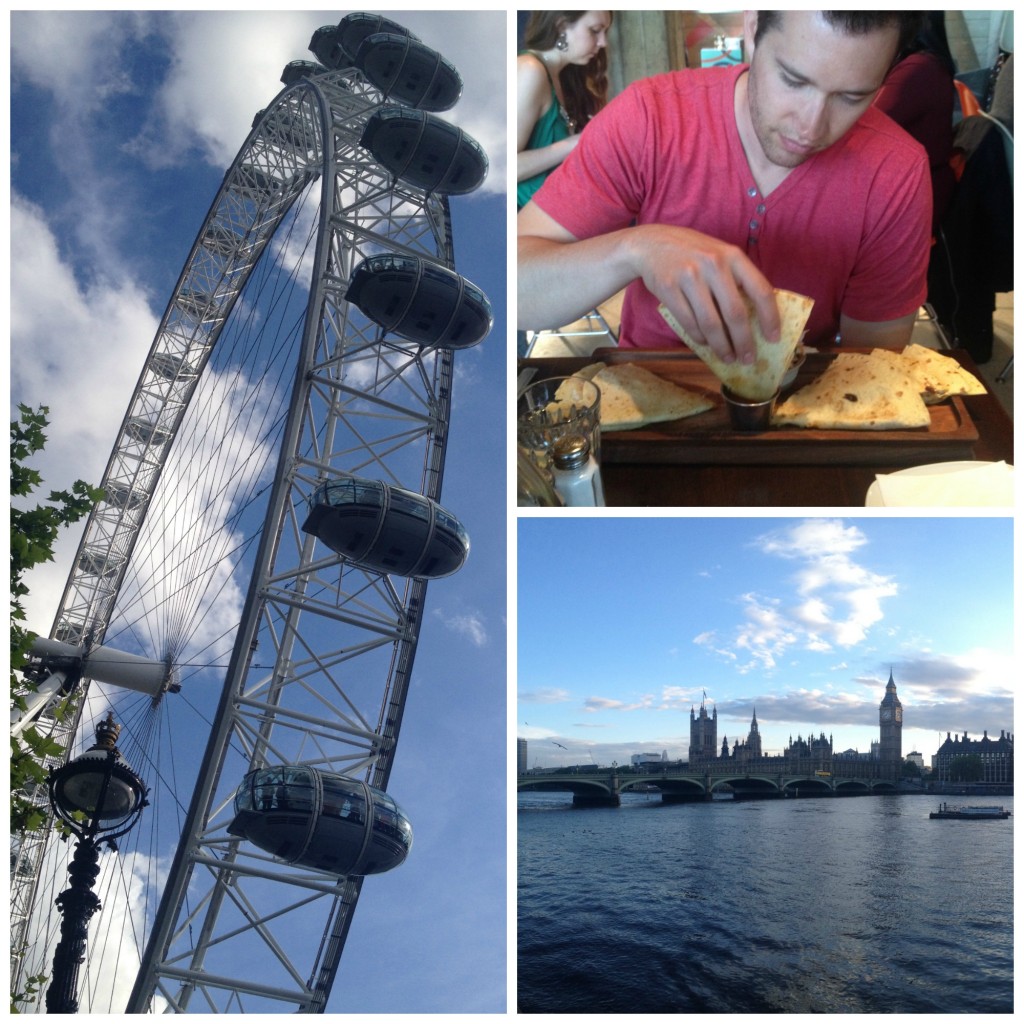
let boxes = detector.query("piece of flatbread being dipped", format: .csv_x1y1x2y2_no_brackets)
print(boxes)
657,288,814,401
772,350,930,430
898,343,987,404
555,363,714,431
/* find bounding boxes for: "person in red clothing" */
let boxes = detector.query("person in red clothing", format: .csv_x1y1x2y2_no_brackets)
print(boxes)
517,11,929,364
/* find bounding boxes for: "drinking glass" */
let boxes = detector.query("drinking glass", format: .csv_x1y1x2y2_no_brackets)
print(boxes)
517,376,602,479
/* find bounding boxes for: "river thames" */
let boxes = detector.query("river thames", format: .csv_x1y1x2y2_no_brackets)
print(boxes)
518,791,1013,1013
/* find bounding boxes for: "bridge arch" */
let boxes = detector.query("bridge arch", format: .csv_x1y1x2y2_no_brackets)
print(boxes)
517,777,614,798
712,775,781,797
835,779,871,794
781,777,833,795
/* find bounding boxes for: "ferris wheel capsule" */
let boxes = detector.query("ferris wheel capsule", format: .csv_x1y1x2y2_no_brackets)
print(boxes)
104,480,147,511
360,105,488,195
355,32,463,112
346,253,492,349
310,14,417,69
125,415,171,446
77,546,125,579
228,767,413,876
301,476,469,579
148,351,198,380
280,60,326,86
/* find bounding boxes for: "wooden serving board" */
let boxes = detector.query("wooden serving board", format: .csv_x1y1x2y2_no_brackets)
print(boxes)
524,349,980,467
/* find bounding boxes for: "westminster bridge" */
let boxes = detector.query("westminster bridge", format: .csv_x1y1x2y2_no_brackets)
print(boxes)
517,759,901,807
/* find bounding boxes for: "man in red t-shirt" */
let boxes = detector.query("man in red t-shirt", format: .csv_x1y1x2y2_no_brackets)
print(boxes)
518,11,931,365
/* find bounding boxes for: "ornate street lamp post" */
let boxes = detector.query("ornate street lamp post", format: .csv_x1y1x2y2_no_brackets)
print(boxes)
44,713,148,1014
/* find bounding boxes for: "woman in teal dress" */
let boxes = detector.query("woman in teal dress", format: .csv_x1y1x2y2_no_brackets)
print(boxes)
517,12,612,210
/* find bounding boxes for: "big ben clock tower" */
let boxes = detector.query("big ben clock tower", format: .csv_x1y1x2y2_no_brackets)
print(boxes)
878,670,903,769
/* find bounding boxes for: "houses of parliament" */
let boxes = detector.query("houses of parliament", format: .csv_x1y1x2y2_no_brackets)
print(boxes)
689,672,905,768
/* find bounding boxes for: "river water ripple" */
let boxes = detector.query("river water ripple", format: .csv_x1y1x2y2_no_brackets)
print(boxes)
518,793,1013,1013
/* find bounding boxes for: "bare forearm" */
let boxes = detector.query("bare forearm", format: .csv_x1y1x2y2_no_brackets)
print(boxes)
517,229,639,330
517,217,779,363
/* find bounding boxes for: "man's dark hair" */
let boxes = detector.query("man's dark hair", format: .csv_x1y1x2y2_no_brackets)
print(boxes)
755,11,925,57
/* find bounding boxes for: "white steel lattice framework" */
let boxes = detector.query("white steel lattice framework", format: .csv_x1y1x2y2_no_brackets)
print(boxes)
10,31,486,1014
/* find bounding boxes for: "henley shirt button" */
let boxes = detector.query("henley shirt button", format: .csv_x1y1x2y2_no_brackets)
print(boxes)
756,203,767,214
747,187,758,198
749,219,759,230
748,236,758,246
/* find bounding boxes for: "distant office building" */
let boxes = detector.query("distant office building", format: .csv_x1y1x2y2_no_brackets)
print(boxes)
518,738,527,774
631,752,663,767
905,751,925,771
933,729,1013,784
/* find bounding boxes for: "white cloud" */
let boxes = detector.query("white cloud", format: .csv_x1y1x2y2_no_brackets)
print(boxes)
733,593,799,670
433,606,488,647
137,13,322,170
10,11,150,109
757,518,867,560
10,195,268,651
795,596,831,627
583,695,653,713
740,519,898,661
16,11,507,193
518,688,572,704
10,194,160,633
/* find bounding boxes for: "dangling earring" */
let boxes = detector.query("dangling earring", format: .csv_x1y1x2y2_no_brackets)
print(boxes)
555,32,568,52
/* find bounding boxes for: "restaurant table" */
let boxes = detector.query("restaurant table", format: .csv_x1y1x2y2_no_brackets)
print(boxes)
518,349,1013,508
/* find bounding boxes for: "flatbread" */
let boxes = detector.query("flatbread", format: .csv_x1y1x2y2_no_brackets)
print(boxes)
772,351,930,430
657,288,814,401
899,343,986,404
555,363,714,431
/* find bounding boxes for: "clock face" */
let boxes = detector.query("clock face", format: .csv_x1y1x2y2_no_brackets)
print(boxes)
881,709,892,722
895,707,902,722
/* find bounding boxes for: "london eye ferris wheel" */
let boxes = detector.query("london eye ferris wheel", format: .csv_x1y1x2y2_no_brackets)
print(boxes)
10,12,506,1014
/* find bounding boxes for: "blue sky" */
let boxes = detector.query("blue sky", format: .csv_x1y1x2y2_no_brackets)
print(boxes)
518,517,1013,770
10,11,505,1014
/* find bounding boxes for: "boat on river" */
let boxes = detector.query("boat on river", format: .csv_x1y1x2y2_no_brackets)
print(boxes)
929,802,1011,820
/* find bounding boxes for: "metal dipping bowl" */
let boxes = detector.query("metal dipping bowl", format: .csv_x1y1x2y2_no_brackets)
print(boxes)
722,385,779,432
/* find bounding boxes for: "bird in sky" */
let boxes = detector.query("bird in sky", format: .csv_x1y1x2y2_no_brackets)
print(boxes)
552,742,568,750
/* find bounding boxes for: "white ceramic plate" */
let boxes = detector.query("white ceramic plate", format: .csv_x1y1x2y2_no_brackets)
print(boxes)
865,461,1008,507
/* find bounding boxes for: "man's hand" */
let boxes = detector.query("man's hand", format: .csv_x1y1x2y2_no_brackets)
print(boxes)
517,208,781,362
627,225,780,365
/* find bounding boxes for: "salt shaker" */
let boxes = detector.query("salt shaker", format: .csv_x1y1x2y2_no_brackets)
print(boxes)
551,435,605,507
